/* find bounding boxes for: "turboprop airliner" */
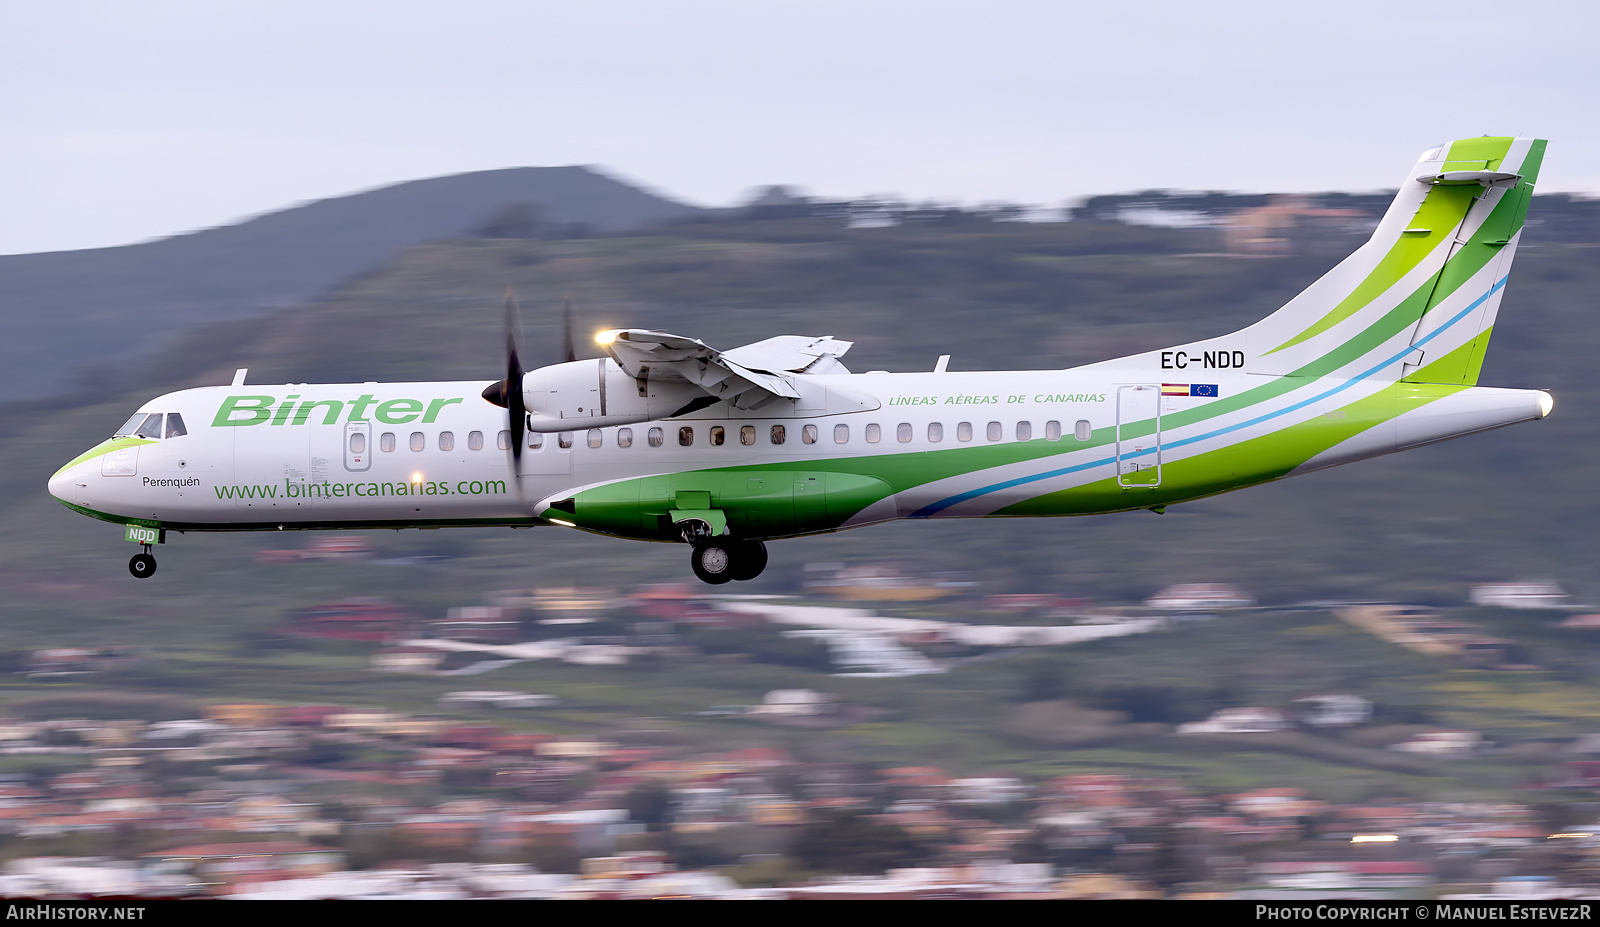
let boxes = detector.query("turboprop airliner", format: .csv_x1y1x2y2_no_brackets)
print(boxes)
50,136,1554,584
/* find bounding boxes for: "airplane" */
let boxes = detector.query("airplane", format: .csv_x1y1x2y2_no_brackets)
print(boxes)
49,135,1553,585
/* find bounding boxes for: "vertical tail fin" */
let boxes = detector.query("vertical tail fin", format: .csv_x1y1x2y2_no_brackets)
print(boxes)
1246,136,1545,385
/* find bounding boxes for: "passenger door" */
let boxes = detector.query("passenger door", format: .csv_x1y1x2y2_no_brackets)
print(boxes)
1116,385,1162,488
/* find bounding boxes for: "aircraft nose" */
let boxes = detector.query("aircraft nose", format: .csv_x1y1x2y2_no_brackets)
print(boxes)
48,461,85,505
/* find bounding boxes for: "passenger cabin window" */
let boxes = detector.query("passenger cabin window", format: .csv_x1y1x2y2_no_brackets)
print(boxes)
834,424,849,444
1016,421,1032,441
678,427,694,447
648,427,664,447
618,427,633,448
587,429,602,448
802,425,817,444
740,425,756,446
164,413,187,438
987,421,1002,442
380,432,396,452
439,431,455,452
349,432,367,454
865,423,881,444
1045,420,1062,441
410,432,425,452
770,425,786,445
710,426,725,446
897,423,912,443
497,430,511,450
927,422,943,443
957,422,973,442
468,430,484,451
558,432,573,449
529,432,544,449
1075,419,1092,441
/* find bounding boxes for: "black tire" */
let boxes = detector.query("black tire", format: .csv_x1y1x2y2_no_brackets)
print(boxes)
128,553,157,579
730,540,768,581
690,541,735,585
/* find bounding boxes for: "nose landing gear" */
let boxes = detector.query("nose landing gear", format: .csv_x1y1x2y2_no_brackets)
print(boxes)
129,546,157,579
689,538,768,585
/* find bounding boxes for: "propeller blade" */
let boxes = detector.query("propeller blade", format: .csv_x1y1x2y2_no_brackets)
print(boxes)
506,292,527,478
562,294,577,364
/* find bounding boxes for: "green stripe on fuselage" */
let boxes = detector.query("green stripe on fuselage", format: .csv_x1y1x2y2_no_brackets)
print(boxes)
53,436,155,477
993,381,1463,516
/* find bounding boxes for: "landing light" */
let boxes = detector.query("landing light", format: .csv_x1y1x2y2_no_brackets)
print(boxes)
411,472,423,483
548,518,576,528
1538,391,1554,419
1351,835,1398,844
595,330,618,345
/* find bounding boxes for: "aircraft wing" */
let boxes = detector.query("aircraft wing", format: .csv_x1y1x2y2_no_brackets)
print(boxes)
596,330,852,410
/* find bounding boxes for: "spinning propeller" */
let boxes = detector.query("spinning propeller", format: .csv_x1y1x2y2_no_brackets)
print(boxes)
480,292,580,479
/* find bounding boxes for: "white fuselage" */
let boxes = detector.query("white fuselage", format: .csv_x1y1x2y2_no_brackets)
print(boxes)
48,365,1548,537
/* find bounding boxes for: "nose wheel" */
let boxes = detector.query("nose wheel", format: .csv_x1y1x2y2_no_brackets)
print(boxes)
128,546,157,579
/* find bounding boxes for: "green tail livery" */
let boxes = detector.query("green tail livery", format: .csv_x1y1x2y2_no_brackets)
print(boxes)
50,136,1554,584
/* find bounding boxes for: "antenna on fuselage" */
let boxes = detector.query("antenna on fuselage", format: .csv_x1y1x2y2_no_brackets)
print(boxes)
232,369,248,386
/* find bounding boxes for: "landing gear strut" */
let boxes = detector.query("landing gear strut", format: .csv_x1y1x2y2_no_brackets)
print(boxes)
128,546,157,579
689,538,768,585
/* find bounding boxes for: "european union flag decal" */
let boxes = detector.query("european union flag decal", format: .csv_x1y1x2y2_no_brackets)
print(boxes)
1190,384,1218,398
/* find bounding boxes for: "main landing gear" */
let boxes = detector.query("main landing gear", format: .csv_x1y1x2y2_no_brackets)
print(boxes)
129,546,157,579
689,538,768,585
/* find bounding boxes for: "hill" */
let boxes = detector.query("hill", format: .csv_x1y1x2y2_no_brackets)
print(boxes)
0,166,700,400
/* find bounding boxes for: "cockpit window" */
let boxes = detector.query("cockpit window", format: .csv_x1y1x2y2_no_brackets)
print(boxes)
114,413,151,437
113,411,186,439
113,412,165,439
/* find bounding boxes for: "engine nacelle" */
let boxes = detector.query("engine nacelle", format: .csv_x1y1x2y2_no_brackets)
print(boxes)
522,359,705,432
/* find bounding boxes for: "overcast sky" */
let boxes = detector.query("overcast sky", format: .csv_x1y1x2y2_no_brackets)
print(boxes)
4,1,1597,255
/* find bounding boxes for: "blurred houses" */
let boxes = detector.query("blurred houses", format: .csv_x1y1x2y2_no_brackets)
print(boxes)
290,599,414,641
1145,583,1254,611
803,563,965,602
1292,694,1373,728
1222,195,1372,254
500,587,616,619
1390,730,1485,758
1178,708,1290,735
372,646,446,674
0,690,1588,897
438,691,557,710
256,535,373,564
1070,190,1379,256
26,648,134,678
430,606,519,643
1339,606,1528,668
747,689,834,718
1471,582,1570,609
